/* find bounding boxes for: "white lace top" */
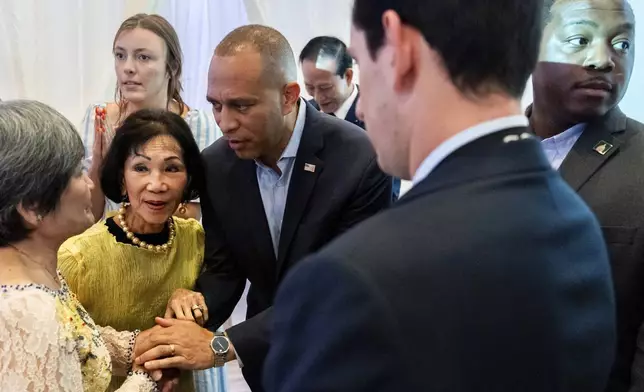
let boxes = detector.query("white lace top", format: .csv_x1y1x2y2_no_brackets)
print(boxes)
0,276,157,391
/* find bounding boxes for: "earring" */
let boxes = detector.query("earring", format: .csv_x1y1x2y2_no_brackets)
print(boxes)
36,214,43,223
178,202,187,215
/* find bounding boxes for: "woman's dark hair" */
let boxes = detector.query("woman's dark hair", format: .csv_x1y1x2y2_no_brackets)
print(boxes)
100,109,204,203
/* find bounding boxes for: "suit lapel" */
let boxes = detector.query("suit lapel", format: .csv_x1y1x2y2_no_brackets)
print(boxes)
559,108,627,191
277,104,325,270
231,158,276,263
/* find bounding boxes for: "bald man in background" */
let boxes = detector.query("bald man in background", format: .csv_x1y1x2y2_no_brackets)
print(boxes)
529,1,644,391
133,24,392,392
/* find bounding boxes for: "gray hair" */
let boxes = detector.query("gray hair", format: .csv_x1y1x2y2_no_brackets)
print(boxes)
0,100,84,245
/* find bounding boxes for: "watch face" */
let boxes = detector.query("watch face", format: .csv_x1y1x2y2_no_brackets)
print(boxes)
212,336,230,354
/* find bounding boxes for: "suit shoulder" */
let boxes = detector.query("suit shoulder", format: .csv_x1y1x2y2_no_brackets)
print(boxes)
313,115,375,156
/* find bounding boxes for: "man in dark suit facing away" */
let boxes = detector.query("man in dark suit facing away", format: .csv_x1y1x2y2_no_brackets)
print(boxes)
263,0,616,391
300,36,401,200
529,1,644,391
131,24,392,392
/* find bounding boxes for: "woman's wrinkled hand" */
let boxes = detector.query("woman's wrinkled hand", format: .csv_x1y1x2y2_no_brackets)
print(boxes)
164,288,209,326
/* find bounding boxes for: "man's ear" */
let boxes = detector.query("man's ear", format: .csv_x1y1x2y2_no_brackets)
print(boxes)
282,82,301,115
382,10,417,93
344,68,354,86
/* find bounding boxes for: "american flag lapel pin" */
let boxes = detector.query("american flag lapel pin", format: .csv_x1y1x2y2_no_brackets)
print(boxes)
304,163,316,173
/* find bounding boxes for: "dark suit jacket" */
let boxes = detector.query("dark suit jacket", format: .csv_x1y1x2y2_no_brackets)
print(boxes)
196,101,392,391
549,108,644,392
265,127,616,392
309,86,401,200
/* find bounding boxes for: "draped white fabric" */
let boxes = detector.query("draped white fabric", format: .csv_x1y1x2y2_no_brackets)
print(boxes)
0,0,145,122
157,0,248,112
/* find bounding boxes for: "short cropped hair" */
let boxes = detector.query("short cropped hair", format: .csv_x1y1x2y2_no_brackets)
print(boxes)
215,24,298,87
352,0,543,99
299,36,353,76
0,100,85,245
100,109,204,203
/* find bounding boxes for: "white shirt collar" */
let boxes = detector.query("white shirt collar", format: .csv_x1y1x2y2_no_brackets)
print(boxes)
412,115,529,186
333,84,358,120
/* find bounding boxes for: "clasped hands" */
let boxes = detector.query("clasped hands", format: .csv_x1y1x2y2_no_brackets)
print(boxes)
132,289,231,391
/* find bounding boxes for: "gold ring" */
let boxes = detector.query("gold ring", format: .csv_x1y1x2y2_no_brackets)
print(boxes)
191,304,202,312
169,344,175,356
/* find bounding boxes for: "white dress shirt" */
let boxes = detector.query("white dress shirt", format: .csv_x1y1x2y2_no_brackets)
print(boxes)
332,84,359,120
412,115,530,186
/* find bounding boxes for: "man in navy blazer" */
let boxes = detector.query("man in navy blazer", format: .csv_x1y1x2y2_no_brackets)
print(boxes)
264,0,616,391
300,36,401,200
131,25,392,392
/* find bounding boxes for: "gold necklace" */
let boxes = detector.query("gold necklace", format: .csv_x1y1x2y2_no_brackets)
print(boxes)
117,203,175,252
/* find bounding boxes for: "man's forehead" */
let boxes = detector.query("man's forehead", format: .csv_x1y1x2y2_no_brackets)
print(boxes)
551,0,634,21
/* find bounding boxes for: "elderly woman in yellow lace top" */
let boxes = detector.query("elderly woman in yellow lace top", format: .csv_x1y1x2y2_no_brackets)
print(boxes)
0,100,160,391
58,109,224,392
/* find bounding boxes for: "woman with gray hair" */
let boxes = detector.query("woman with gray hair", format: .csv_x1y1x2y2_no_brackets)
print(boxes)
0,100,163,391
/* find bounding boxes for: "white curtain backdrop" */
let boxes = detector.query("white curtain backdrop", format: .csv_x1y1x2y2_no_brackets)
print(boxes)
0,0,144,122
157,0,248,112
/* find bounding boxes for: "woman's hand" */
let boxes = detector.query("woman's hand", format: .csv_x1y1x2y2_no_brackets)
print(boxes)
165,289,209,326
92,106,109,160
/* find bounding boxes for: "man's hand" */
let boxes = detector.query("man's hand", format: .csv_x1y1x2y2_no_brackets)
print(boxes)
165,289,209,326
135,318,221,370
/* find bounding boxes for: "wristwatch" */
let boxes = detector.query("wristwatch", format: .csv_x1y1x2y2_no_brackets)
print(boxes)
210,332,231,367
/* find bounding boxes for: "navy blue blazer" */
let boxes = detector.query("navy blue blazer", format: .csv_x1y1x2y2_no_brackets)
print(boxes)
265,127,616,392
197,101,392,391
